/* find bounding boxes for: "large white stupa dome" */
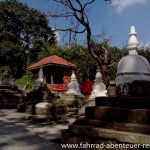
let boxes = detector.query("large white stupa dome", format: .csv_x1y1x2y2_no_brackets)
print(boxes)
117,55,150,74
116,26,150,85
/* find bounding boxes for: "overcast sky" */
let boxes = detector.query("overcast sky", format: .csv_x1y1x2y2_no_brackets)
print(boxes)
19,0,150,48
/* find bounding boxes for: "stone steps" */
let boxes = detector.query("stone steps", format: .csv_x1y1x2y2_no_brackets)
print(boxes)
73,118,150,135
61,96,150,147
0,94,22,99
0,103,18,109
96,96,150,109
62,125,150,145
0,86,23,109
0,85,18,89
85,106,150,124
0,89,22,95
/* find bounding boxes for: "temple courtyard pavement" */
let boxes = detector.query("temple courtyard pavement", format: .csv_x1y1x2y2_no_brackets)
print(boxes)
0,109,74,150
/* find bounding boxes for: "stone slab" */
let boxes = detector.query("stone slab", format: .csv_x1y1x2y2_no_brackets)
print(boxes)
96,97,150,109
85,106,150,124
68,125,150,144
73,118,150,134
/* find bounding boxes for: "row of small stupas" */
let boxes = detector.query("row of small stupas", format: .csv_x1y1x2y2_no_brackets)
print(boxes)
31,61,107,99
30,25,150,98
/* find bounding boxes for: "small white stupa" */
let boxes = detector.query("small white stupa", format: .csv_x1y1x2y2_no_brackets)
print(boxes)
66,71,82,96
34,67,44,90
89,67,107,99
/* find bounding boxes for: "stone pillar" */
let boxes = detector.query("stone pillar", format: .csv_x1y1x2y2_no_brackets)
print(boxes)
107,81,116,97
50,75,54,84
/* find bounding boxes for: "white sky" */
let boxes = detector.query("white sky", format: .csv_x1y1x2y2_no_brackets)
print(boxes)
112,0,150,13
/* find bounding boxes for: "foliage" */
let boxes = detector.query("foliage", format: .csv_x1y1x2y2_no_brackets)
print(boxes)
138,47,150,63
62,44,97,82
15,74,33,90
53,99,67,115
0,41,26,77
0,0,56,46
0,0,56,77
107,46,122,81
53,99,64,106
16,76,29,85
0,65,9,74
37,44,63,61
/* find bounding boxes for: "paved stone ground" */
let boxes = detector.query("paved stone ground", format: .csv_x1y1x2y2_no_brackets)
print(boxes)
0,109,75,150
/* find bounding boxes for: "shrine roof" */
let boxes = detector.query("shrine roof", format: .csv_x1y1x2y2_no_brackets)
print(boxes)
28,55,76,70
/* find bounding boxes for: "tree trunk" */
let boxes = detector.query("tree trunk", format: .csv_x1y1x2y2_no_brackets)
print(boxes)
100,64,108,85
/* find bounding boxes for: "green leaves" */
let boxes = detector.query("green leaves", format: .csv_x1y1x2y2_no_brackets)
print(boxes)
0,0,56,77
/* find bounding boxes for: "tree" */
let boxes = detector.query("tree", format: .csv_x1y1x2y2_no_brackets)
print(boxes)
50,0,116,84
62,44,97,82
138,47,150,63
0,41,25,77
0,0,56,77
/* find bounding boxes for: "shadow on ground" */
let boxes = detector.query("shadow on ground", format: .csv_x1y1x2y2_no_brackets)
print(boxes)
0,109,67,150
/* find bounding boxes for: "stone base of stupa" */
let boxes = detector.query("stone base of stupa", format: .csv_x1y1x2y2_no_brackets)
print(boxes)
61,97,150,150
35,101,53,120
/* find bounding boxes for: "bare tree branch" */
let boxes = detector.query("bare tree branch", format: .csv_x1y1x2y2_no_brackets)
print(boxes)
83,0,96,10
54,27,86,34
49,12,74,18
49,0,112,84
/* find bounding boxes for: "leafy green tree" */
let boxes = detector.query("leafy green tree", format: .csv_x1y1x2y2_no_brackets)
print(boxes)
107,46,122,82
37,44,63,61
0,41,25,77
138,47,150,63
0,0,56,77
62,44,97,82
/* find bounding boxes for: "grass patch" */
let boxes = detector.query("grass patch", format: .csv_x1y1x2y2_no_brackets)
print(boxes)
16,75,33,91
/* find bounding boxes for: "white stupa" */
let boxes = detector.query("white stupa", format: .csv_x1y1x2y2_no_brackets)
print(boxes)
116,26,150,85
115,26,150,96
66,71,82,96
34,67,44,89
89,67,107,99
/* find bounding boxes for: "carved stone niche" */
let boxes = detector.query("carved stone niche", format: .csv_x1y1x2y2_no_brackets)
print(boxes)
117,83,130,97
116,80,150,97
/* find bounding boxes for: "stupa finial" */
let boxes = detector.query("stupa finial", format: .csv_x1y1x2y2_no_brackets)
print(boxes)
129,26,137,36
127,25,139,55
